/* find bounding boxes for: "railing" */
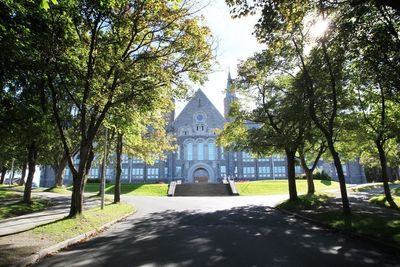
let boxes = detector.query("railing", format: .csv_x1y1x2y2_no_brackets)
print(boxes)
167,181,177,196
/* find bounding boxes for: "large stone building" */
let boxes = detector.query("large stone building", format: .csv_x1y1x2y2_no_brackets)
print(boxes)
40,74,366,186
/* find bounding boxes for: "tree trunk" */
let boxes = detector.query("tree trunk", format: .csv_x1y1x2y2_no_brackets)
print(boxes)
19,161,28,186
299,150,316,195
376,140,397,208
114,133,123,203
0,167,6,184
285,148,298,201
69,144,92,217
305,169,315,195
23,142,38,203
327,139,351,215
54,154,68,187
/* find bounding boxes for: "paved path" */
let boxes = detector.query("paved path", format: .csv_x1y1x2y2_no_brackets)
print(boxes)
0,192,100,237
34,195,400,267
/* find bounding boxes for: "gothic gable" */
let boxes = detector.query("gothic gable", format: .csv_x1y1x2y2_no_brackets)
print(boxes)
173,89,225,136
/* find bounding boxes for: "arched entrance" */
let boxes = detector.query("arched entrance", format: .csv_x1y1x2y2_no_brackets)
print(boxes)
187,163,215,183
193,168,209,183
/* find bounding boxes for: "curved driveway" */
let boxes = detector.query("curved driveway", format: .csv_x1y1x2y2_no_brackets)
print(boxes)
35,195,400,267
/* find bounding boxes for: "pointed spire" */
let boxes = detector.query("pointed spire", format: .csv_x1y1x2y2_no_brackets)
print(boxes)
226,69,232,93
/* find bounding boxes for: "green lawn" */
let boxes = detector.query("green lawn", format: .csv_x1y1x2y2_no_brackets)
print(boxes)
82,183,169,196
0,198,50,219
278,194,400,247
236,180,339,196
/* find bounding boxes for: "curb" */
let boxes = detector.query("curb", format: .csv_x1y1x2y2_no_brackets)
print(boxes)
13,209,136,267
276,207,400,256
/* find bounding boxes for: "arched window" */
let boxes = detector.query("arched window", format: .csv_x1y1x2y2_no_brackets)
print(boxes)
187,143,193,160
208,142,215,160
198,142,204,160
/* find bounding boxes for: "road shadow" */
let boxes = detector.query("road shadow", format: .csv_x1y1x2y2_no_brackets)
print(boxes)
36,205,400,267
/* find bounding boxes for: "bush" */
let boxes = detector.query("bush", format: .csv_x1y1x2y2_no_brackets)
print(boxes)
313,170,331,181
296,170,331,181
86,178,111,184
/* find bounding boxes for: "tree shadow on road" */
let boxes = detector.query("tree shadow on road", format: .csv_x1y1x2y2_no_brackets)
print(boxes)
37,205,400,267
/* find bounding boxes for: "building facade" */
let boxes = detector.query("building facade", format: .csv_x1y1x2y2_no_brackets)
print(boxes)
40,74,366,186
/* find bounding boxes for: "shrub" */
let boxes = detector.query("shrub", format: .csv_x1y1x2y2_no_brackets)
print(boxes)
86,178,111,184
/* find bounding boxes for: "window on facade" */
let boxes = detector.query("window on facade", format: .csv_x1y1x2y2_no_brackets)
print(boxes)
342,164,347,175
197,143,204,160
242,152,253,162
73,155,80,165
273,166,286,177
176,146,181,160
220,165,226,177
164,167,168,178
131,168,144,179
65,168,71,179
147,168,159,179
196,124,205,132
273,155,285,161
176,166,182,177
89,167,99,178
106,168,114,179
122,168,129,179
234,152,238,161
234,166,238,175
243,167,255,178
220,147,225,159
122,154,129,163
132,157,143,164
295,165,303,174
208,142,215,160
187,143,193,160
258,166,271,178
258,157,270,162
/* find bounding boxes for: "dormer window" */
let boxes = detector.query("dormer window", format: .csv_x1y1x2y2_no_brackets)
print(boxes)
196,124,205,132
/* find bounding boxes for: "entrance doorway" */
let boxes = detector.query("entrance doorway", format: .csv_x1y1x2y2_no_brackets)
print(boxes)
193,168,209,183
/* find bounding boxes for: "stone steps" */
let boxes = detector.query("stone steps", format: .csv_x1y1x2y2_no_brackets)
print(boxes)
173,183,233,196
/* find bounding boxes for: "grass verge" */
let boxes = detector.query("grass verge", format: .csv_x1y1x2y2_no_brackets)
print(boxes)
0,188,21,200
236,180,339,196
33,202,134,242
278,194,400,248
369,187,400,209
0,198,50,220
0,202,134,266
45,186,72,195
81,183,169,196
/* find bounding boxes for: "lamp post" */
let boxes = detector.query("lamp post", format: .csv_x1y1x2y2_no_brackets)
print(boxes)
100,128,108,210
9,158,15,187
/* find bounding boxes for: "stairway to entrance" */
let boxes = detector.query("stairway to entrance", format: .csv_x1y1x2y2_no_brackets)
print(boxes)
173,183,234,197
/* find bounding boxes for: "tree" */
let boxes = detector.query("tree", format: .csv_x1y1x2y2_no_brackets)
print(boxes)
218,50,314,201
43,0,213,216
226,0,356,215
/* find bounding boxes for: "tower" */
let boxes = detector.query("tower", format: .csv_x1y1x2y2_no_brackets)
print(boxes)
223,71,237,118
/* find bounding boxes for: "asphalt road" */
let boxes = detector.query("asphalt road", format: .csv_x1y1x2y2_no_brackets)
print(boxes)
35,195,400,267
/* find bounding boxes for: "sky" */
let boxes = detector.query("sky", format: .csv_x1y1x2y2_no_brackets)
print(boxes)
175,0,265,117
